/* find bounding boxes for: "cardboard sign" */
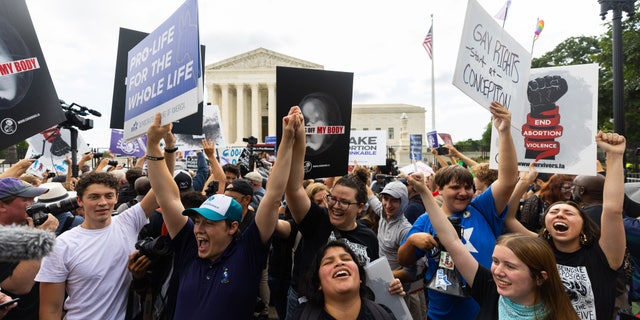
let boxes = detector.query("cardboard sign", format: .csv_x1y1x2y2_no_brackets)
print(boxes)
452,0,531,111
490,64,599,175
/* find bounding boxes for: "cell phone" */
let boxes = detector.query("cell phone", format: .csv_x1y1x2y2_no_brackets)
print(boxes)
0,297,20,309
31,154,42,160
436,146,449,155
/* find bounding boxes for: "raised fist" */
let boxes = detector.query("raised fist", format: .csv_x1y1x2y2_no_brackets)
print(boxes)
527,75,568,115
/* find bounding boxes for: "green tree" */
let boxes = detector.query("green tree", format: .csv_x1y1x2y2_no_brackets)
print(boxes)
531,4,640,146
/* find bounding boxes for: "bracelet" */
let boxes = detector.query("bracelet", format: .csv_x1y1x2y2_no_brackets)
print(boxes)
164,147,178,153
146,155,165,161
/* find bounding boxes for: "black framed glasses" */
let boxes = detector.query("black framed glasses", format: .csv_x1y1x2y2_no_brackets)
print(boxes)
325,194,359,209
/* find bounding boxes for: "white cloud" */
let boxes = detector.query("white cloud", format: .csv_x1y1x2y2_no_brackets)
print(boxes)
25,0,608,148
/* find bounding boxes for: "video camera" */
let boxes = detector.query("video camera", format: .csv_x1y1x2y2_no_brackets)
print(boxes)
135,236,173,262
243,136,258,145
26,198,80,226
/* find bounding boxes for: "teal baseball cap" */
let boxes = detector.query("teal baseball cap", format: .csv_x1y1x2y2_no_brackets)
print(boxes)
182,194,242,222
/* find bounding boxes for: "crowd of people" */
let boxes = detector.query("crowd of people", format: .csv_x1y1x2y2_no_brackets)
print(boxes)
0,101,639,319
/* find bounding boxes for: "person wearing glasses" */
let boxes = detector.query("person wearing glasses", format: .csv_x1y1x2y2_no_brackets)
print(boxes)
284,106,404,319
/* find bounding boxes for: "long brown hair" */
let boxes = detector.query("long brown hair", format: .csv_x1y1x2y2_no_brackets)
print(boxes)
539,174,573,205
496,234,579,320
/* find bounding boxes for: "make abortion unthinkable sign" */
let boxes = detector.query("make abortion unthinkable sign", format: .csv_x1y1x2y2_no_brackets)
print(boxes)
124,0,200,140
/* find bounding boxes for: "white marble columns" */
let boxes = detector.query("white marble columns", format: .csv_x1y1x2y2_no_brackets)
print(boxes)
210,82,276,145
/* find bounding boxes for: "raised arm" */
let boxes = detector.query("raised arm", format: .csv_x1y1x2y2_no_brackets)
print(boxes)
596,131,626,269
284,106,311,224
0,158,35,178
504,163,538,236
145,113,187,238
430,148,450,168
255,110,301,243
488,101,518,215
77,152,94,173
134,156,146,168
407,173,480,286
202,139,226,195
163,130,177,174
444,144,479,168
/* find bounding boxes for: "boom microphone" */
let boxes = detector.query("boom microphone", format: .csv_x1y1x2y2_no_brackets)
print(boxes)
0,225,56,261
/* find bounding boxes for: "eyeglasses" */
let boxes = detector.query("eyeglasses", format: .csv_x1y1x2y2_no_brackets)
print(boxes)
325,194,359,209
560,185,573,191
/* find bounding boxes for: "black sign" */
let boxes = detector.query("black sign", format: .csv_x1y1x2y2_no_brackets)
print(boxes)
0,0,66,150
276,66,353,179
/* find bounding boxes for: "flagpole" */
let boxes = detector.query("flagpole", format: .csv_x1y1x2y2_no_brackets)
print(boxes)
501,3,509,28
531,17,539,56
430,14,435,132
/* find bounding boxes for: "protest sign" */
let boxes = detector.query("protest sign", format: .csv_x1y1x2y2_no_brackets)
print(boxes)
489,64,599,175
124,0,200,139
111,27,205,135
452,0,531,111
174,104,226,151
409,134,423,160
438,133,454,146
426,131,439,148
276,66,353,179
110,129,146,158
26,127,90,175
349,130,386,166
0,0,66,150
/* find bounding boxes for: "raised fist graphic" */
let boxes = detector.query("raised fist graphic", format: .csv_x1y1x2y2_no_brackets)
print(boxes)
523,75,568,161
527,75,568,116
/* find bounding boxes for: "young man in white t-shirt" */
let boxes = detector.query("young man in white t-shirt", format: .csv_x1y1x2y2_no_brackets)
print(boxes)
36,172,158,320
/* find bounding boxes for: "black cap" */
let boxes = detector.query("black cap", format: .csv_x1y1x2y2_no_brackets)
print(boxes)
225,178,253,196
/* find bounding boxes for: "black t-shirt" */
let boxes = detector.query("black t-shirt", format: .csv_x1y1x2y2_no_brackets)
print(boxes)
269,218,298,280
470,265,499,320
292,202,379,291
294,299,396,319
554,243,618,320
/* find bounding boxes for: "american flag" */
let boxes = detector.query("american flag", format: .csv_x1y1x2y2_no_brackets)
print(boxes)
423,25,433,59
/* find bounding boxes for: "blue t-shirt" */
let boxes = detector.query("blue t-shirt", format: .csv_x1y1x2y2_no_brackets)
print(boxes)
171,219,270,319
400,186,506,320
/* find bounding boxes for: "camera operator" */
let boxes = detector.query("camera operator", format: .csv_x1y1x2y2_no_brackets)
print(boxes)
33,182,83,236
0,178,57,320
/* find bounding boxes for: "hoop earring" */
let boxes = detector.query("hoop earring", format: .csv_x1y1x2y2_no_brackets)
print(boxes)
580,232,588,245
541,228,551,240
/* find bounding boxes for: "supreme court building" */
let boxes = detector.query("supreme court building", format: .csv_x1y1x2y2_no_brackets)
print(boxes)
204,48,426,165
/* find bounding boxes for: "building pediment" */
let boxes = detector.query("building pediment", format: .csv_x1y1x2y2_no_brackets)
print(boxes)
206,47,323,71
